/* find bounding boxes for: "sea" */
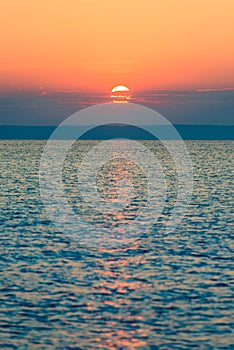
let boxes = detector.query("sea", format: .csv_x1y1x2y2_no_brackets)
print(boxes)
0,140,233,349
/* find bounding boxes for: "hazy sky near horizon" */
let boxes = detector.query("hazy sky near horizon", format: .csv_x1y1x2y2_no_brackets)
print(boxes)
0,89,233,125
0,0,234,91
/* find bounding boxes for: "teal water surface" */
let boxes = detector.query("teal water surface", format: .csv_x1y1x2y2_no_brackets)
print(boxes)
0,141,233,349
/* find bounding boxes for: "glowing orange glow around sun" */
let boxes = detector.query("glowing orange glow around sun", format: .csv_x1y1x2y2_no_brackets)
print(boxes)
0,1,234,91
111,85,131,103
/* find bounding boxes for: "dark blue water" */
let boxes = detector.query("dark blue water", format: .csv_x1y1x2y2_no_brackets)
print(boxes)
0,141,233,349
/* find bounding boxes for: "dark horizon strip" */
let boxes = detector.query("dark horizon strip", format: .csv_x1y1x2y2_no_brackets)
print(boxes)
0,125,233,140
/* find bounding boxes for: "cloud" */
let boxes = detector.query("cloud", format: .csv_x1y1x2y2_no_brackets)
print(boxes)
0,89,233,125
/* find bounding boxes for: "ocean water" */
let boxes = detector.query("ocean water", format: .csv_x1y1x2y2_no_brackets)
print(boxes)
0,140,233,349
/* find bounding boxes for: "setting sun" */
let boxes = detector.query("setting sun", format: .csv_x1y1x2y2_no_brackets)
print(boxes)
111,85,131,103
111,86,130,93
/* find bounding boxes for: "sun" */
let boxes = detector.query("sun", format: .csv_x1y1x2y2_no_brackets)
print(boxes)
111,85,130,93
111,85,131,103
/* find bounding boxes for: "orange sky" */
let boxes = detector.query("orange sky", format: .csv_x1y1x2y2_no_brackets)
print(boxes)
0,0,234,91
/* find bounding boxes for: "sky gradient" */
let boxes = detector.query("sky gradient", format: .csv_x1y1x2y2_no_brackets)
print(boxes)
1,0,234,91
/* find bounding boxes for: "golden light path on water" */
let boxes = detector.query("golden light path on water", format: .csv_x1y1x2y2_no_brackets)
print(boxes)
0,141,233,348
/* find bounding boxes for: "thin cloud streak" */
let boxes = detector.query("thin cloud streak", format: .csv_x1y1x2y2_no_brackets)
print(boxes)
0,89,233,125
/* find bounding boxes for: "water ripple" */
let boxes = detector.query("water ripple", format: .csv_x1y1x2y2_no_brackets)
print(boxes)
0,141,233,349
